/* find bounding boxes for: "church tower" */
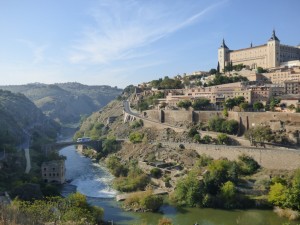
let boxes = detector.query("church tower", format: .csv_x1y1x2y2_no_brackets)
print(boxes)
218,39,230,72
267,30,280,68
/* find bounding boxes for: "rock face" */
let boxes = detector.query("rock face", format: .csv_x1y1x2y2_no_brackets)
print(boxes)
0,82,123,124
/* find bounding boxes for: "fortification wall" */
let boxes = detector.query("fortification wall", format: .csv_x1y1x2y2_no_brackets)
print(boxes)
162,142,300,170
145,110,160,121
164,110,192,124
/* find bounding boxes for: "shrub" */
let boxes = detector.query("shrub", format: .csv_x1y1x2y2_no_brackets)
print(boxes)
150,168,162,178
129,132,144,143
238,154,260,175
123,190,163,212
141,194,163,212
106,156,128,177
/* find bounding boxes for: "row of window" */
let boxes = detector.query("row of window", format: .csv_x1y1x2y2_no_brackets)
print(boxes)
43,173,61,177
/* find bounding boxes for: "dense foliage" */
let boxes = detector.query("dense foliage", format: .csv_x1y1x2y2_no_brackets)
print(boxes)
192,98,211,110
107,159,150,192
208,116,239,135
268,169,300,215
123,190,163,212
171,155,260,209
150,76,183,89
3,193,103,225
207,74,248,86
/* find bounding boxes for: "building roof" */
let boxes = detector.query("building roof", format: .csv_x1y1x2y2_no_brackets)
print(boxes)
42,160,64,167
220,38,228,49
268,29,280,42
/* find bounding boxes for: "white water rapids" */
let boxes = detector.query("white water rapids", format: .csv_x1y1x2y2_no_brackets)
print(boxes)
59,145,117,198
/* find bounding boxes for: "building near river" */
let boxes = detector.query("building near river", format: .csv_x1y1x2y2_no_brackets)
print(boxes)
218,30,300,72
42,160,65,184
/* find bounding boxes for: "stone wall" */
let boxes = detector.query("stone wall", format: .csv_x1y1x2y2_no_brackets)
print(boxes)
162,142,300,170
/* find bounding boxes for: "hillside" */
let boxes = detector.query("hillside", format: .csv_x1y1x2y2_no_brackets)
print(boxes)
0,89,60,149
0,82,123,124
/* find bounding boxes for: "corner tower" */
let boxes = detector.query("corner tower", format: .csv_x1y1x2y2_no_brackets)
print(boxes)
218,39,230,72
267,30,280,68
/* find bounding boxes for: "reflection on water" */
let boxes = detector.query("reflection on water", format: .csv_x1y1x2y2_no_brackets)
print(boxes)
60,145,296,225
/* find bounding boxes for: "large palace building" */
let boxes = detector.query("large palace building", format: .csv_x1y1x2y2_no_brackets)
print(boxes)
218,30,300,72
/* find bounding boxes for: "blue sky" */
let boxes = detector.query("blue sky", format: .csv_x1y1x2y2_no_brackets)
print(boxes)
0,0,300,88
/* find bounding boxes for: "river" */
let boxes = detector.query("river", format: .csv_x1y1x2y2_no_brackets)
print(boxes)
59,145,297,225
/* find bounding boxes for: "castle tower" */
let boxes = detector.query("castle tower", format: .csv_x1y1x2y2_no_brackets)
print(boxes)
267,30,280,68
218,39,230,72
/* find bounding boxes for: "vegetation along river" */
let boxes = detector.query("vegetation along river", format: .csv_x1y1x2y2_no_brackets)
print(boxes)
59,145,297,225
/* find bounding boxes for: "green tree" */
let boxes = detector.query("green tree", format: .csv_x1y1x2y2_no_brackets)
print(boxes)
244,126,273,144
257,67,267,73
239,102,249,111
172,171,203,207
192,98,210,110
220,181,237,209
177,100,192,110
209,68,217,74
222,120,239,135
253,101,264,111
268,183,287,207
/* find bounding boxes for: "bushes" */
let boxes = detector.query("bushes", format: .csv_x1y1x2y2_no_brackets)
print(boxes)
129,132,144,143
110,159,150,192
114,173,150,192
106,156,128,177
208,116,239,135
238,154,260,175
10,193,103,224
171,155,260,209
150,168,162,178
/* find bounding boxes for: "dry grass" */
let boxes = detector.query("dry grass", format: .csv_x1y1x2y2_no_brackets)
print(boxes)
274,206,300,220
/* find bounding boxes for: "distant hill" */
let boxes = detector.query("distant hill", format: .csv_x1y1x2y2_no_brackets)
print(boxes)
0,83,123,124
0,89,60,148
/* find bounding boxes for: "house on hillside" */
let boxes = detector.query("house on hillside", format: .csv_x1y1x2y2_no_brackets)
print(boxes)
41,160,66,184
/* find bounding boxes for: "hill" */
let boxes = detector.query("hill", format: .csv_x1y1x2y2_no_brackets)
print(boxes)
0,89,60,149
0,82,123,124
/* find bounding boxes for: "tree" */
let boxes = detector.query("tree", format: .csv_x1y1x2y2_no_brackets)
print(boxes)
192,98,210,110
244,125,273,144
220,181,237,208
194,134,201,143
239,102,249,111
268,183,287,207
253,101,264,111
209,68,217,75
223,98,236,110
222,120,239,135
172,171,203,207
269,97,281,111
177,100,192,110
257,67,267,73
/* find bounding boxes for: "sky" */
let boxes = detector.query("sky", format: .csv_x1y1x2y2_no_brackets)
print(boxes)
0,0,300,88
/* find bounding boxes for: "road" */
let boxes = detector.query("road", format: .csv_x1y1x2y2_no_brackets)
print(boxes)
123,100,140,117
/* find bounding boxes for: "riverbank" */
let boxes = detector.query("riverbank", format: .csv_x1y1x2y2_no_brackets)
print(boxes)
59,144,300,225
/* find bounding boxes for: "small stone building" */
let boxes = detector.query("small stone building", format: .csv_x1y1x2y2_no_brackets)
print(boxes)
41,160,66,184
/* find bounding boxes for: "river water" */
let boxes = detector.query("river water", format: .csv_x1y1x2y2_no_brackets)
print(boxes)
59,145,297,225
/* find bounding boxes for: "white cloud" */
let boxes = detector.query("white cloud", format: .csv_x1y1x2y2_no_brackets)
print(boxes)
69,0,224,65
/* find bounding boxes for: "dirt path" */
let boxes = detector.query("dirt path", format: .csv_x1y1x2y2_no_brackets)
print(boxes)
24,148,31,174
